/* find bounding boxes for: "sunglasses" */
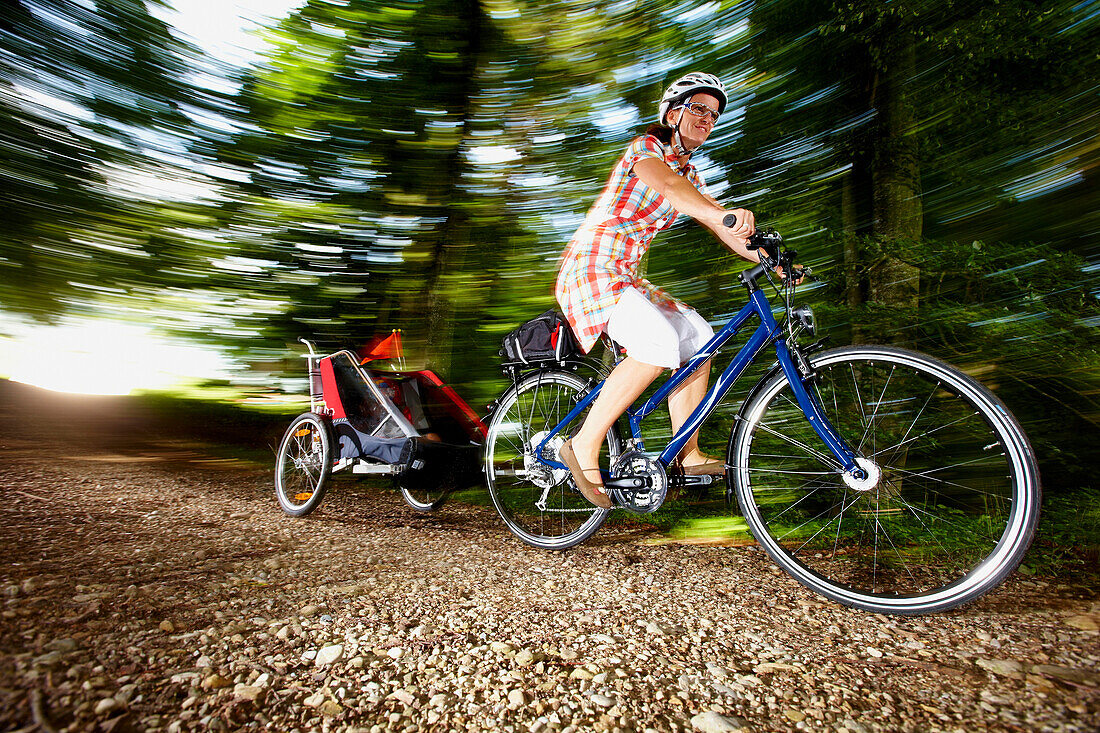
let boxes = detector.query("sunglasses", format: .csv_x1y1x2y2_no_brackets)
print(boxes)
678,102,720,123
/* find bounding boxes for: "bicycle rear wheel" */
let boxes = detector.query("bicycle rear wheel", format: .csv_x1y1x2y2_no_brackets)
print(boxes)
729,346,1040,614
485,370,621,550
275,412,333,517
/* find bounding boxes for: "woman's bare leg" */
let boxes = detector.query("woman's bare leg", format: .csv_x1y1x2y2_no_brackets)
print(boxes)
668,359,714,465
569,356,663,479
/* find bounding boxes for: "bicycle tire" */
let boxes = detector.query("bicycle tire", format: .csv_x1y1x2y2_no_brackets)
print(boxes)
728,345,1041,615
275,412,334,517
485,370,621,550
399,483,447,513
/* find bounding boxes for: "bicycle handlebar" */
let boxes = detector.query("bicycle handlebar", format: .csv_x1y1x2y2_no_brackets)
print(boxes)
723,215,780,259
735,229,815,290
724,219,814,289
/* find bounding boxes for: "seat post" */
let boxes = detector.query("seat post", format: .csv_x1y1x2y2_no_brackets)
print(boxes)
600,334,627,369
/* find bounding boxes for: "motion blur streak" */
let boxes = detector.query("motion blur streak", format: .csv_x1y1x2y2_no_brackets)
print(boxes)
0,0,1097,485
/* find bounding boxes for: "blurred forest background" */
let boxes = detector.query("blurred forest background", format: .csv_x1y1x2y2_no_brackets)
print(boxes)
1,0,1098,510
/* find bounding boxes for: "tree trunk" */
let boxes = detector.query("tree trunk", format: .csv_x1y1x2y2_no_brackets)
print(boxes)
841,172,862,310
841,171,865,344
421,0,484,377
868,28,922,311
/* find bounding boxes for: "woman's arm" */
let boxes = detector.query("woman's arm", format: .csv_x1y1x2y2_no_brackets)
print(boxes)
634,157,758,263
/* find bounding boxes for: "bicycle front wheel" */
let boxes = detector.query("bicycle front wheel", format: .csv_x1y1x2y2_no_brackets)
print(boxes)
729,346,1040,614
275,412,333,517
485,370,621,550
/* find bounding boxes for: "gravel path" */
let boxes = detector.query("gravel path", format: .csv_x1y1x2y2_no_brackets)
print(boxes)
1,384,1097,732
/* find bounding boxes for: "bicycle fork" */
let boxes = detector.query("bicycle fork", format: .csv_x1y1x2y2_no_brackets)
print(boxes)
772,339,863,476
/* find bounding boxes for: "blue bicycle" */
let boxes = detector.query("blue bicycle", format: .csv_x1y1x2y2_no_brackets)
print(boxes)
484,230,1041,614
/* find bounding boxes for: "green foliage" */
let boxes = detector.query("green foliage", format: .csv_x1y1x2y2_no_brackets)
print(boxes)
0,0,208,317
194,0,766,393
666,515,752,544
809,237,1100,486
1025,485,1100,578
725,0,1098,243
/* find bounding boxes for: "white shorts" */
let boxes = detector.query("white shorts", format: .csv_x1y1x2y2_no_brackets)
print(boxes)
606,287,714,369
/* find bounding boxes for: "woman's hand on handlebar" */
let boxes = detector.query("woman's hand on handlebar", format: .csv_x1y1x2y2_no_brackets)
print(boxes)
710,207,757,261
722,208,755,239
773,249,807,285
775,264,805,285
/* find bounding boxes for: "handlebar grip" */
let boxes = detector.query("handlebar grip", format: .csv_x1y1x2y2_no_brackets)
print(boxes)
722,213,737,228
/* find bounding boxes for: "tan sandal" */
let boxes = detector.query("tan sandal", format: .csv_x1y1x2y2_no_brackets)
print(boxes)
560,439,612,509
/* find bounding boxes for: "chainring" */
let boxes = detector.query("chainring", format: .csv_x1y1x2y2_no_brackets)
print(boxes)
609,450,668,514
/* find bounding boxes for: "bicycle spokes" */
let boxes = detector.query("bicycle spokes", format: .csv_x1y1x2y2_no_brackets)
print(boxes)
485,371,620,550
732,347,1038,613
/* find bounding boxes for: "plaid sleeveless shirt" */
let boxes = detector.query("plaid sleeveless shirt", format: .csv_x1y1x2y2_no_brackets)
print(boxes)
555,134,707,353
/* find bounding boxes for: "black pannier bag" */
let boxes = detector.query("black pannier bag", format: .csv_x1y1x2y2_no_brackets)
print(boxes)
500,310,580,365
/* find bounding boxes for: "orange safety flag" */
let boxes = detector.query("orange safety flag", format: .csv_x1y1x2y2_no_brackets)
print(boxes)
359,330,403,364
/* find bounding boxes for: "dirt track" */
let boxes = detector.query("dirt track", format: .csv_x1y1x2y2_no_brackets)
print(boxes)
0,381,1097,732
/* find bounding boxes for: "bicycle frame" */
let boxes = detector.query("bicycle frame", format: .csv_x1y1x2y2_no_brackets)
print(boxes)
535,287,862,478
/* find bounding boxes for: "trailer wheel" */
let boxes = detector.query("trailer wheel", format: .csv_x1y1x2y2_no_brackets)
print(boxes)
275,413,333,516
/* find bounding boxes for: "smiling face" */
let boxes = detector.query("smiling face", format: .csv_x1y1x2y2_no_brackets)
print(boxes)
666,92,721,150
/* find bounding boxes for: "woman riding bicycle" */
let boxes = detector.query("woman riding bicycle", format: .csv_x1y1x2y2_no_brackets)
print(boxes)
555,72,765,509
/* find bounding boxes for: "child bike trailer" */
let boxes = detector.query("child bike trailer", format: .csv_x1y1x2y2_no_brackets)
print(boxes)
275,338,486,516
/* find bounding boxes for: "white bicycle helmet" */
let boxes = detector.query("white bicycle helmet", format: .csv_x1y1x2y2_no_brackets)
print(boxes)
658,72,728,127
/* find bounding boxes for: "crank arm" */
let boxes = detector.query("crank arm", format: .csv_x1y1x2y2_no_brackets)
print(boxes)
668,473,720,488
604,476,651,490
